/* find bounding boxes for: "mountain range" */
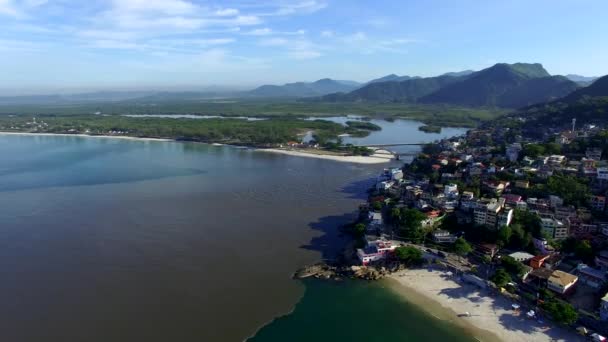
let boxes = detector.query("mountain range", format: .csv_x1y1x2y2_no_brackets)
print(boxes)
246,78,362,97
320,63,581,109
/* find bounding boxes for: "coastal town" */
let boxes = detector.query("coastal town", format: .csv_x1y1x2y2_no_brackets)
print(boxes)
306,118,608,341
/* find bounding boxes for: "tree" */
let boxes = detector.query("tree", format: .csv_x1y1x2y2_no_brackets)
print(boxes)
574,240,594,262
513,209,542,238
491,268,512,288
541,300,578,325
372,201,383,211
500,256,525,277
353,223,366,237
394,246,424,266
547,175,590,207
399,208,427,243
497,225,513,247
453,237,473,260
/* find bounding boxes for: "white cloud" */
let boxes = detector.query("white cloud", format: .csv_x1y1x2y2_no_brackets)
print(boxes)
111,0,198,16
320,30,334,38
245,27,273,36
0,0,21,17
272,1,327,16
258,38,288,46
287,40,322,60
215,8,239,16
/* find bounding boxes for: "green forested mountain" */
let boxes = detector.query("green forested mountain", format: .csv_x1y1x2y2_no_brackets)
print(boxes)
321,75,461,102
318,63,579,108
419,63,578,107
515,75,608,128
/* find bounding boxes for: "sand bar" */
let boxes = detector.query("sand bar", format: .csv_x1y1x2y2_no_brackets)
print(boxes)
258,148,394,164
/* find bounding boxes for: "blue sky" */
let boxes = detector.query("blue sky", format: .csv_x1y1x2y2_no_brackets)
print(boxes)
1,0,607,93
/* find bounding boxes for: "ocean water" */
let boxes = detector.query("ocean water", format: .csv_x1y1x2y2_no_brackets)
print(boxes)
0,125,472,341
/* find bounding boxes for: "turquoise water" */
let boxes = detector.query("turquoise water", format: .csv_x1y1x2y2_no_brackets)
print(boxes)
251,279,476,342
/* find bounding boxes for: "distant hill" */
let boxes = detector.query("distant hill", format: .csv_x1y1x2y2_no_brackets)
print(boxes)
565,74,599,86
419,63,579,108
366,74,420,84
0,91,156,106
441,70,475,77
321,75,462,102
515,74,608,129
247,79,361,97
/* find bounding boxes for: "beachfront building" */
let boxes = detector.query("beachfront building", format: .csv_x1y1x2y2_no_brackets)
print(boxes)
356,238,397,265
547,270,578,295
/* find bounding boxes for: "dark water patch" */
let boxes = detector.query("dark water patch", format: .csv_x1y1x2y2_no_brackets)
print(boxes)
249,279,477,342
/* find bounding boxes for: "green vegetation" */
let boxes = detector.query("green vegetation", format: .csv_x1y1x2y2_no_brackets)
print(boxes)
541,299,578,326
345,121,381,131
491,268,512,288
394,208,427,243
499,256,526,278
394,246,424,266
0,100,506,128
452,237,473,260
546,174,590,207
0,115,353,146
418,125,442,133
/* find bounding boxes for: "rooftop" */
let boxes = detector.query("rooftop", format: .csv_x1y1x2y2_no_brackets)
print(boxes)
549,270,578,287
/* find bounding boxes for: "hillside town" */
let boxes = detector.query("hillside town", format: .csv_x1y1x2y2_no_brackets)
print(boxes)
353,120,608,340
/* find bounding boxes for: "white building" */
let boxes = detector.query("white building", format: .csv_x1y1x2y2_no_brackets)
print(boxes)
444,183,458,197
356,239,397,265
508,251,535,263
541,217,569,239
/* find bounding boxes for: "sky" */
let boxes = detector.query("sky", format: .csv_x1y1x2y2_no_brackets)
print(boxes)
1,0,608,94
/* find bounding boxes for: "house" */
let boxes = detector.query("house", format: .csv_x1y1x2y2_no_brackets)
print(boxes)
526,267,553,288
586,147,603,161
530,254,550,269
598,167,608,181
601,292,608,321
376,180,395,192
432,230,457,244
502,194,523,206
476,243,499,258
515,180,530,189
590,196,607,212
356,238,397,265
508,251,535,263
368,212,383,231
596,250,608,271
576,264,607,288
506,143,522,162
548,155,566,166
444,183,458,198
547,270,578,295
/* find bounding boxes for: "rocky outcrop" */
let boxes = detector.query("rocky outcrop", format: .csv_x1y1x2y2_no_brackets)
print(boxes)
294,260,404,281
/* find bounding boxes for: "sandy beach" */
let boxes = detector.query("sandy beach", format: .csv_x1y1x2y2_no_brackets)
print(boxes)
0,131,172,142
387,269,584,342
258,148,394,164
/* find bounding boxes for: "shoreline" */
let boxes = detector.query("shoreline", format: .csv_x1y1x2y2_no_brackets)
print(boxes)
0,131,395,164
258,148,394,164
0,131,173,142
386,268,584,342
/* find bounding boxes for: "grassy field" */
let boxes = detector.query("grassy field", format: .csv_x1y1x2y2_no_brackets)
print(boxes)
0,99,507,128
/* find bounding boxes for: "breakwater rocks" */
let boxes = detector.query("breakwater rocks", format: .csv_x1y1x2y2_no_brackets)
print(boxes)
294,261,404,281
